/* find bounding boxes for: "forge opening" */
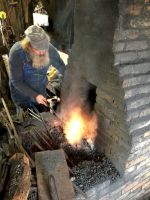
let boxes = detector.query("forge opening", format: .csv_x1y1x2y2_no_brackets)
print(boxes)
85,82,97,113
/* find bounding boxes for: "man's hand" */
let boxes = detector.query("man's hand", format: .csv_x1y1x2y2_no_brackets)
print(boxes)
35,94,48,106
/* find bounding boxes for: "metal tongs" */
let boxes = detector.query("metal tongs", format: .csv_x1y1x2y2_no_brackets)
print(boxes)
27,107,43,122
47,96,60,114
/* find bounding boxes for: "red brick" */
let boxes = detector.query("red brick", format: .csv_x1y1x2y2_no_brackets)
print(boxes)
122,181,139,194
144,0,150,3
126,156,146,168
131,180,148,192
146,6,150,11
128,4,143,16
142,181,150,190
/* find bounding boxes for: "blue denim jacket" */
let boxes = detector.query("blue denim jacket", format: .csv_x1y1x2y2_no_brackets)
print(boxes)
9,42,65,108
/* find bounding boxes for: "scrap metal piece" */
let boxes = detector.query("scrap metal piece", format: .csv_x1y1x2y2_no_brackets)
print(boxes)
48,174,59,200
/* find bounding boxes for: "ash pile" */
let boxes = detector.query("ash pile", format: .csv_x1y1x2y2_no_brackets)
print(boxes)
17,112,120,193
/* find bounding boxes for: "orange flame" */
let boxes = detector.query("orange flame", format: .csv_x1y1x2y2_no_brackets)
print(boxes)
63,107,97,145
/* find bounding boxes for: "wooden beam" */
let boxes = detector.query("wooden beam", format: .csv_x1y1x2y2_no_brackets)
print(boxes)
22,0,29,25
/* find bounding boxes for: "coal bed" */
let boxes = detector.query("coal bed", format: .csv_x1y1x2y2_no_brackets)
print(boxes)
71,151,120,192
62,141,120,192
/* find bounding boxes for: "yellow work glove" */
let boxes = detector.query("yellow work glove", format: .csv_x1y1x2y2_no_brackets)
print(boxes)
47,65,58,81
0,11,6,19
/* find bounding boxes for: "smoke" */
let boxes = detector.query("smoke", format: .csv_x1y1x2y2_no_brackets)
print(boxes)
59,69,97,145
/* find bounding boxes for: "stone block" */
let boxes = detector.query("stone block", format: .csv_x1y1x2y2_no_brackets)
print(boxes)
35,149,74,200
126,96,150,110
144,0,150,3
142,181,150,191
122,181,139,194
113,42,125,52
131,125,150,136
133,140,150,151
146,5,150,12
130,16,150,28
127,107,150,122
125,40,148,51
115,52,138,65
126,156,146,168
129,118,150,133
115,50,150,65
122,74,150,88
117,190,131,200
109,191,122,200
118,62,150,77
124,84,150,99
124,166,145,181
142,29,150,39
114,29,140,41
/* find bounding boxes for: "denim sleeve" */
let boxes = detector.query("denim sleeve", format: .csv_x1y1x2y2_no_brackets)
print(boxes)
9,49,38,101
49,44,66,76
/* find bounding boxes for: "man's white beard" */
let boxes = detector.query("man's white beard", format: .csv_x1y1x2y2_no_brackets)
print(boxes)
29,51,50,68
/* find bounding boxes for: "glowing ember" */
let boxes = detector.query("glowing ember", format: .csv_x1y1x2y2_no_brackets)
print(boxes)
63,107,97,145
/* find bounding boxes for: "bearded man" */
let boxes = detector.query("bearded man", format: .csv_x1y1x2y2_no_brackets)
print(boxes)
9,25,65,111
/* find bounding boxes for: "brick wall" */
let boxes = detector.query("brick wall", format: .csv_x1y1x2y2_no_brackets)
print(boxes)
62,0,150,199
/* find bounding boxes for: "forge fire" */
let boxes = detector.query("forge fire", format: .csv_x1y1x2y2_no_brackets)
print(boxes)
62,107,98,146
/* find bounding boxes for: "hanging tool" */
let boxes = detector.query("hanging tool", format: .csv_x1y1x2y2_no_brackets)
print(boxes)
0,11,8,47
8,0,18,5
1,98,35,167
